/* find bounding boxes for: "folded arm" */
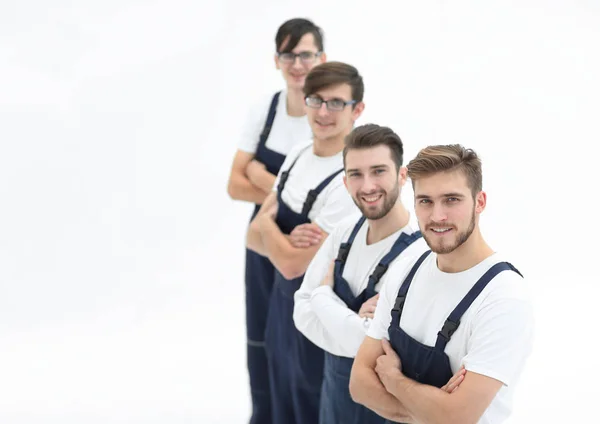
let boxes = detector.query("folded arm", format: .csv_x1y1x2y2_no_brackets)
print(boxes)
227,150,270,204
248,193,327,279
384,363,502,424
350,336,414,422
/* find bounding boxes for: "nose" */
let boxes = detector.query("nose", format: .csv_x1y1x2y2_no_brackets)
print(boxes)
317,102,330,117
430,203,448,222
361,175,377,193
291,56,304,70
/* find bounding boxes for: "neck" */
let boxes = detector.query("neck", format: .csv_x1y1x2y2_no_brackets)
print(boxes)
286,88,306,117
312,131,349,157
435,227,494,273
366,202,410,244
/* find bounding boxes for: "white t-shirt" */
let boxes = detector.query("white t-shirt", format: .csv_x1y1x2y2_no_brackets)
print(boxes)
368,252,534,424
293,216,429,358
238,90,313,155
273,140,361,234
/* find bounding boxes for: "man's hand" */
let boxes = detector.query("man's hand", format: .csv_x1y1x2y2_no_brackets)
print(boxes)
261,199,278,220
441,366,466,394
320,260,335,288
358,293,380,319
376,338,467,395
289,223,324,248
375,338,403,392
246,159,266,186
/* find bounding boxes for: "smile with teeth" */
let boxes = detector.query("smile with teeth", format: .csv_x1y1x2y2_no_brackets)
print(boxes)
362,194,382,203
431,228,452,233
316,120,333,127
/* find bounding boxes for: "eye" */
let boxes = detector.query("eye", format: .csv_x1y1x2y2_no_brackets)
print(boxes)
299,52,315,60
305,96,322,108
374,169,385,175
347,172,360,178
329,99,345,109
446,197,459,203
418,199,432,204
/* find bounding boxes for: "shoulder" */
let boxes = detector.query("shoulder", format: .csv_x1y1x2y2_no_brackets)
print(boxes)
478,254,531,303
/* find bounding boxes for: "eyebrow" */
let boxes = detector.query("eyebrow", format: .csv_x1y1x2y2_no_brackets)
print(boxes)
346,164,389,174
415,192,466,199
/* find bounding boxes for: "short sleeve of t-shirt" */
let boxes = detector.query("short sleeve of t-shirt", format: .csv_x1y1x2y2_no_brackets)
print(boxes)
237,95,271,154
462,277,534,386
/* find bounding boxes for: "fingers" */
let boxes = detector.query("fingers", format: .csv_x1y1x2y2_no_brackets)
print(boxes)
290,226,323,247
296,223,323,237
358,303,377,317
290,235,318,248
441,367,466,393
381,338,393,354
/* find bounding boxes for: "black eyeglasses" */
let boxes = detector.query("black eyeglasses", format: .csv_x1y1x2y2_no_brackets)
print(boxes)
277,51,322,64
305,96,357,112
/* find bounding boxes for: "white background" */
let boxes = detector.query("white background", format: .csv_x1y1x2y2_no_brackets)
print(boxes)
1,0,598,423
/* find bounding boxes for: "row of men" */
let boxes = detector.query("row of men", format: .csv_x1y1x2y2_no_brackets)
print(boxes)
227,18,533,424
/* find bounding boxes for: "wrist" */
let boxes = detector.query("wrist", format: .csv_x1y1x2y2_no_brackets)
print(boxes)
392,370,412,396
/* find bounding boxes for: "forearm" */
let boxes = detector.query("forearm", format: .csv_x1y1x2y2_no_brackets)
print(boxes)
260,217,304,279
310,287,368,357
388,374,455,424
227,173,269,204
246,221,267,256
350,366,413,422
248,166,277,193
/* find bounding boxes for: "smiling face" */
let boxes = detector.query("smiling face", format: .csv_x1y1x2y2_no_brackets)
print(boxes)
414,169,486,254
305,83,363,142
344,145,405,220
275,33,325,91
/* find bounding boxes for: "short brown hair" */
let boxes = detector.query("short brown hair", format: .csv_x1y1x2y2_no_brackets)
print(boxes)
275,18,324,53
303,62,364,104
343,124,404,172
407,144,482,196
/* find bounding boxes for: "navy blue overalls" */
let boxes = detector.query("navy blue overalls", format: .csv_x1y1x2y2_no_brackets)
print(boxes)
264,146,344,424
320,216,422,424
245,92,285,424
385,250,523,424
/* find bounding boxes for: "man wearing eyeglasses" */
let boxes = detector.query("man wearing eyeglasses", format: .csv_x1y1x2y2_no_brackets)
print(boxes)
226,18,326,424
247,61,364,424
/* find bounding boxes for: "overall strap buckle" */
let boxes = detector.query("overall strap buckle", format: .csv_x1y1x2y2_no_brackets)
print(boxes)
277,171,289,193
438,319,460,341
302,189,318,215
370,263,389,284
337,244,351,262
391,296,406,314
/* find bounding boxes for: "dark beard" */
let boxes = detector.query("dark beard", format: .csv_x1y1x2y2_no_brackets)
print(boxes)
422,208,476,254
354,182,399,220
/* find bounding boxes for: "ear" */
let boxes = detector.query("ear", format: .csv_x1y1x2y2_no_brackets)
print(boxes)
398,166,408,187
274,54,281,70
343,174,348,189
475,191,487,214
351,102,365,121
319,52,327,64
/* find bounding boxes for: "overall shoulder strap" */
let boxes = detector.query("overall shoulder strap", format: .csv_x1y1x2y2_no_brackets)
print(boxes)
257,91,281,148
367,231,423,291
434,262,524,350
335,216,367,276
